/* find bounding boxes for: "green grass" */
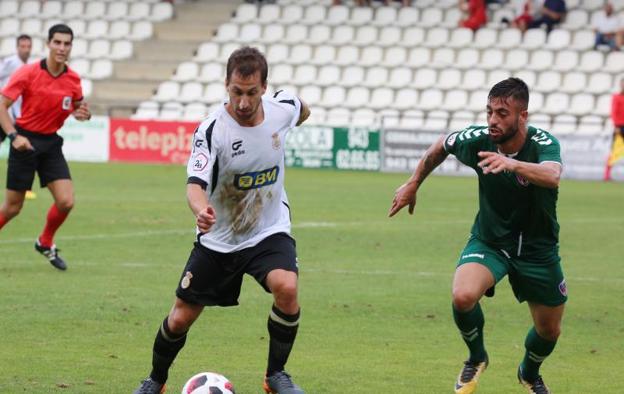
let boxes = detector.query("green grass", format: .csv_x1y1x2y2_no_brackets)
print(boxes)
0,163,622,393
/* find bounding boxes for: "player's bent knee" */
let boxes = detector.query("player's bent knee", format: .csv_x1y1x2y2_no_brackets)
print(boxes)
537,324,561,341
56,198,74,212
4,202,24,219
452,289,480,312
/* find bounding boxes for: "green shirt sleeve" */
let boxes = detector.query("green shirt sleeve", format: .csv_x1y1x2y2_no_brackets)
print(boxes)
444,126,489,169
532,130,562,164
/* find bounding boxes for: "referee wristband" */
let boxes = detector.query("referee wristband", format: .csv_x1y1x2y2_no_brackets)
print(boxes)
7,132,17,142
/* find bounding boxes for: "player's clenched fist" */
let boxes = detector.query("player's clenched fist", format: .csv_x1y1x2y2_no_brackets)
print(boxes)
196,205,216,233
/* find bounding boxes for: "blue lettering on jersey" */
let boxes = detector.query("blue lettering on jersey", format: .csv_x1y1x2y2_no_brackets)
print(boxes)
234,166,279,190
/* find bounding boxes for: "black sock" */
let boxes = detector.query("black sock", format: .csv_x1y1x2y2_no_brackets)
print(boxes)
149,317,188,384
267,305,300,375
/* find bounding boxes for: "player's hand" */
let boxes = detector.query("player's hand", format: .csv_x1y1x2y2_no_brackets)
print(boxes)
388,182,417,217
12,134,34,152
478,151,516,174
196,205,216,233
73,102,91,121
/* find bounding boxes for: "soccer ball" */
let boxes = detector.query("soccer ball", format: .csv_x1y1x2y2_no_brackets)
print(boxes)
181,372,236,394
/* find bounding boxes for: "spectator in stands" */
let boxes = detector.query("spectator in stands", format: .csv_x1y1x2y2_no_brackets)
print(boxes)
505,0,541,32
592,2,623,51
527,0,566,33
332,0,412,6
0,24,91,271
458,0,488,31
0,34,36,201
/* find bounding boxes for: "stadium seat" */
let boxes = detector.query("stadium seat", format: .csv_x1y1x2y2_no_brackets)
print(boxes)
373,7,398,27
413,68,437,89
399,110,425,129
18,0,40,17
604,52,624,73
562,9,589,30
472,28,497,49
194,42,219,62
568,93,595,116
329,25,355,46
326,5,350,26
528,92,544,113
302,5,327,25
396,7,419,27
378,26,402,47
586,73,613,94
543,93,570,115
258,4,280,24
266,43,289,64
316,65,341,87
369,87,394,110
299,85,322,107
455,48,480,69
552,114,577,135
442,8,462,28
552,50,579,72
288,44,313,65
419,8,444,28
110,40,133,60
107,2,129,22
387,67,413,89
268,63,292,85
584,0,604,11
0,1,18,17
183,103,208,121
449,110,475,131
308,25,332,45
90,59,113,80
363,66,388,88
293,64,318,85
487,70,511,87
423,110,449,131
160,102,183,120
545,29,571,50
560,72,587,94
529,113,551,131
345,87,370,109
496,29,522,49
515,70,537,88
232,3,257,24
84,20,109,39
82,79,93,98
595,94,612,117
326,107,350,126
407,47,431,68
394,88,419,111
444,90,468,111
520,29,547,49
85,2,106,20
306,106,326,126
283,25,307,45
578,50,604,72
279,5,304,24
109,20,131,40
436,68,462,91
238,23,262,44
467,90,489,112
127,3,151,21
87,39,111,60
418,88,444,111
570,30,595,51
322,86,346,108
431,48,455,68
41,0,62,18
424,27,450,48
382,47,407,67
153,81,180,102
535,71,562,93
334,45,359,66
64,1,84,19
179,82,203,104
132,101,159,120
21,19,42,38
401,26,426,47
379,108,400,128
203,82,226,105
260,24,284,44
527,50,555,71
71,59,90,77
173,62,199,82
479,48,504,70
70,38,88,58
460,69,487,90
353,26,378,47
577,115,606,134
349,7,373,26
214,23,238,43
447,28,473,48
359,46,382,67
340,66,365,88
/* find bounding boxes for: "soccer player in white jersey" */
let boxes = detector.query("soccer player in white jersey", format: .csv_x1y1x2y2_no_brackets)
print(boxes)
134,47,310,394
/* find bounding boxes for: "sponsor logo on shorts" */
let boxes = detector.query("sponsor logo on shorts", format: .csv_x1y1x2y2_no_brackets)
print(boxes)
558,279,567,296
192,153,208,172
462,253,485,260
234,166,279,190
62,96,72,110
181,271,193,289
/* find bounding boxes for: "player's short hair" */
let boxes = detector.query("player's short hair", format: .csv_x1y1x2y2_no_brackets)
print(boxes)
488,77,529,110
48,24,74,42
16,34,31,44
226,46,268,85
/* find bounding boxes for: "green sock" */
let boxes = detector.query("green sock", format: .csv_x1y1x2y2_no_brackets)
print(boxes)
452,303,487,363
520,327,557,382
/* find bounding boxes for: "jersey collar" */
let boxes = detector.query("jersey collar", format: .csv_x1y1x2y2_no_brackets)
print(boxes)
40,58,68,78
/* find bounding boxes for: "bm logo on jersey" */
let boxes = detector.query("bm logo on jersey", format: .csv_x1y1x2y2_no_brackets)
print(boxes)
234,166,279,190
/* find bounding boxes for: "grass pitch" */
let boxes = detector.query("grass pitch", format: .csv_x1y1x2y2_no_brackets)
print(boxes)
0,162,622,393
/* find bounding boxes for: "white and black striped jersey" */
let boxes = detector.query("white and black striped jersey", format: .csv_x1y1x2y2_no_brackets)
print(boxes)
187,90,302,253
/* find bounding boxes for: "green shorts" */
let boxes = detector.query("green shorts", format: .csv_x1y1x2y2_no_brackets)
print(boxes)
457,236,567,306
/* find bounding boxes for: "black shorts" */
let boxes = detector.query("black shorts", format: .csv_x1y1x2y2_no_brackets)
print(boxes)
616,125,624,138
175,232,298,307
6,128,71,191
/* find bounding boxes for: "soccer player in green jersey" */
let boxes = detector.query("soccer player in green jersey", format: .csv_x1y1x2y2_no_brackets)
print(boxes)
389,78,565,394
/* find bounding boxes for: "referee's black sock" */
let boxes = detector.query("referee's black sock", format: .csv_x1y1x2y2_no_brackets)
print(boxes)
267,304,300,375
150,317,187,384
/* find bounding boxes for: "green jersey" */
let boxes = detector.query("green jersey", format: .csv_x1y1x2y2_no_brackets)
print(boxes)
443,125,561,262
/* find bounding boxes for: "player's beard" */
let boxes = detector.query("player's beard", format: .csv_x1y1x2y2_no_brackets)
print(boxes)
489,120,519,145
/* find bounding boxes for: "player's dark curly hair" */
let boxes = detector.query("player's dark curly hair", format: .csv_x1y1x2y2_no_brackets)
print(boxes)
48,24,74,42
226,46,268,84
488,77,529,110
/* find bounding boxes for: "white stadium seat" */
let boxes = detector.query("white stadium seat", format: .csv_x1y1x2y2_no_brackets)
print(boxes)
334,45,359,66
203,83,226,104
437,68,462,91
232,3,256,24
396,7,419,27
423,110,449,131
317,65,341,87
353,26,378,47
455,48,480,69
586,73,613,94
552,115,578,135
90,59,113,80
128,3,151,21
535,71,562,93
562,9,589,30
279,5,304,24
447,28,473,48
358,46,382,67
302,5,327,25
487,70,510,87
401,27,426,47
109,20,131,40
479,48,505,70
418,88,444,111
349,7,373,26
179,82,204,104
283,25,307,45
85,20,109,39
461,69,487,90
529,113,551,131
543,93,570,115
41,1,62,18
577,116,606,134
545,29,571,50
154,81,180,102
387,68,413,89
268,63,292,85
214,23,238,43
568,93,595,116
195,42,219,62
0,1,18,17
107,2,129,21
443,90,468,111
369,88,394,110
472,28,497,49
521,29,547,49
129,21,153,41
299,86,322,106
382,47,407,68
394,88,419,111
133,101,159,120
308,25,331,45
340,66,365,87
407,47,431,68
21,19,43,38
173,62,199,82
345,87,370,109
552,50,579,72
19,0,41,17
604,52,624,73
159,102,183,120
527,50,555,71
373,7,398,27
326,5,350,26
238,24,262,44
467,90,489,112
110,40,133,60
87,39,111,60
326,107,350,127
288,44,313,65
399,110,425,129
449,111,475,131
183,103,208,121
293,64,317,85
363,66,389,88
528,92,544,114
413,68,438,89
496,28,522,49
266,44,289,64
258,4,281,24
71,59,90,77
85,2,106,20
515,70,537,88
570,30,595,51
431,48,455,68
419,8,444,28
329,25,355,46
559,72,587,94
322,86,347,108
64,1,85,18
378,26,401,47
424,27,449,48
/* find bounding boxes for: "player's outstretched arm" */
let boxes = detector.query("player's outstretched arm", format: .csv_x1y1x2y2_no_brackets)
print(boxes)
388,135,449,217
477,151,561,188
296,97,310,126
186,183,216,233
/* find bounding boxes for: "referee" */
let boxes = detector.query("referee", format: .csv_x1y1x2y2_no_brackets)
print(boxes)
0,24,91,270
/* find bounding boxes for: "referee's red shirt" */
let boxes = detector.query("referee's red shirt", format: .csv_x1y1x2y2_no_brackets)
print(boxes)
2,59,83,134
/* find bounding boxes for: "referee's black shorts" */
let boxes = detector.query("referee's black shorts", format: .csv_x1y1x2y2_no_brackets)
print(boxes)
6,127,71,191
176,232,299,307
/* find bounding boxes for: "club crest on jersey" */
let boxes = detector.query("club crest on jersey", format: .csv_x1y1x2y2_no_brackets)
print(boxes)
62,96,72,110
272,132,281,150
231,139,245,158
234,166,279,190
558,279,567,296
181,271,193,289
516,174,530,187
193,153,208,172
